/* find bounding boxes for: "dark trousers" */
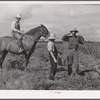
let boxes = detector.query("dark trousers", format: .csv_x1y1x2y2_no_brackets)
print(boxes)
49,51,58,80
67,49,79,76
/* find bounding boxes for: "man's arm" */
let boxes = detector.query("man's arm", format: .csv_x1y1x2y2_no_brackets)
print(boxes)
11,21,20,32
62,33,71,41
50,51,57,63
79,36,84,45
11,21,24,33
47,42,57,63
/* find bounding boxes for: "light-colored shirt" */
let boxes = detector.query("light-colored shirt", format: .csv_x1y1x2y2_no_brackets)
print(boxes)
11,20,20,32
47,41,55,52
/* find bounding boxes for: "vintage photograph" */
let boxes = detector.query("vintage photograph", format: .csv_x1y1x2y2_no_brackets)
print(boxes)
0,1,100,91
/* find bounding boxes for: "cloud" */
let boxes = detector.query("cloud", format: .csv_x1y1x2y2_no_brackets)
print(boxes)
0,3,100,41
0,3,42,21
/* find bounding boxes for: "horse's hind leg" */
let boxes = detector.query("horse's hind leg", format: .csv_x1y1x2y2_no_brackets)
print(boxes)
0,51,8,69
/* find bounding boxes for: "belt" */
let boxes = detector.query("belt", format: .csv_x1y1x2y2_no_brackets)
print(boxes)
68,48,77,51
12,30,19,33
12,30,17,33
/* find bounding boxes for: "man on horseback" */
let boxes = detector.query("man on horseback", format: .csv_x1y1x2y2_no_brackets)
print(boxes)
11,14,24,53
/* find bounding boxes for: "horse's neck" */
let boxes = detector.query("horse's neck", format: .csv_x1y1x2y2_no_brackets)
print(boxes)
27,31,41,41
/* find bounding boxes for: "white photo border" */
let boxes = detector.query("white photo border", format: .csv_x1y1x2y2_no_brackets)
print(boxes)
0,1,100,99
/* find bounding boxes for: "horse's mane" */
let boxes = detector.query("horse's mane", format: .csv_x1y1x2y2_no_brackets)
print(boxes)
25,26,41,36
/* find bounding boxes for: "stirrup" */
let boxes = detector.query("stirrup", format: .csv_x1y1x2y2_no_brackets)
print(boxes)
18,48,24,53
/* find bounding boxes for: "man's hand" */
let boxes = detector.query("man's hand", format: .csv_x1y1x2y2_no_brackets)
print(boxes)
17,30,21,33
54,59,58,63
68,32,72,36
20,30,24,34
50,51,58,63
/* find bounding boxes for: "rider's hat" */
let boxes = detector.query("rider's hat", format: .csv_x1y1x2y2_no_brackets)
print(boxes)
70,28,78,33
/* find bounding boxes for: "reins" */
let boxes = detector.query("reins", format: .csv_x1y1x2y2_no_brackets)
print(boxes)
22,33,47,42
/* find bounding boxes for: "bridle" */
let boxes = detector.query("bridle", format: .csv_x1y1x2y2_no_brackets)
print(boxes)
22,34,46,42
22,27,48,42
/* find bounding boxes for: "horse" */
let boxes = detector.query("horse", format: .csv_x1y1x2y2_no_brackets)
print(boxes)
0,24,50,71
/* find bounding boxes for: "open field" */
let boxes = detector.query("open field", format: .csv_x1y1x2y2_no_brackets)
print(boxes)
0,41,100,90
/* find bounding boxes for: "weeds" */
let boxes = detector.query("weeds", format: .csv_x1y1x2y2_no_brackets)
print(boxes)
0,41,100,90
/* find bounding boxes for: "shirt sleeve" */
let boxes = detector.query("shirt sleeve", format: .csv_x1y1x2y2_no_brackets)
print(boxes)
11,21,19,32
47,42,54,52
62,34,69,42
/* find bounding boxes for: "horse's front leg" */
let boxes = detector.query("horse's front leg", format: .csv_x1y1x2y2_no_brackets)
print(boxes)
24,51,32,71
24,44,36,71
24,53,29,71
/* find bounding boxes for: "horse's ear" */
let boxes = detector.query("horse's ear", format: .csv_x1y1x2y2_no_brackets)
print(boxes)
41,24,44,27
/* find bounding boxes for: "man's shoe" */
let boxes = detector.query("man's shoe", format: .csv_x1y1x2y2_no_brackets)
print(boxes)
49,76,55,81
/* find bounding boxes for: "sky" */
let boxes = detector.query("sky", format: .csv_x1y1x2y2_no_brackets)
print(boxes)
0,3,100,41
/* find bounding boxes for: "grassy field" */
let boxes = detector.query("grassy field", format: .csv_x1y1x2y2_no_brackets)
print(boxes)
0,41,100,90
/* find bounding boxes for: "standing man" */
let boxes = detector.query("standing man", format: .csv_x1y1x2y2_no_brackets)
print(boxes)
62,28,84,76
47,33,58,81
11,14,24,53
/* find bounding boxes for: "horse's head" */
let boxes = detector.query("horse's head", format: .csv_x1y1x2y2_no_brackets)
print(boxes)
40,24,50,38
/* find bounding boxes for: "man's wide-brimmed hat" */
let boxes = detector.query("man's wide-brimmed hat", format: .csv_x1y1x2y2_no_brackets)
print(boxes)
48,33,56,40
70,28,78,33
16,14,21,19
